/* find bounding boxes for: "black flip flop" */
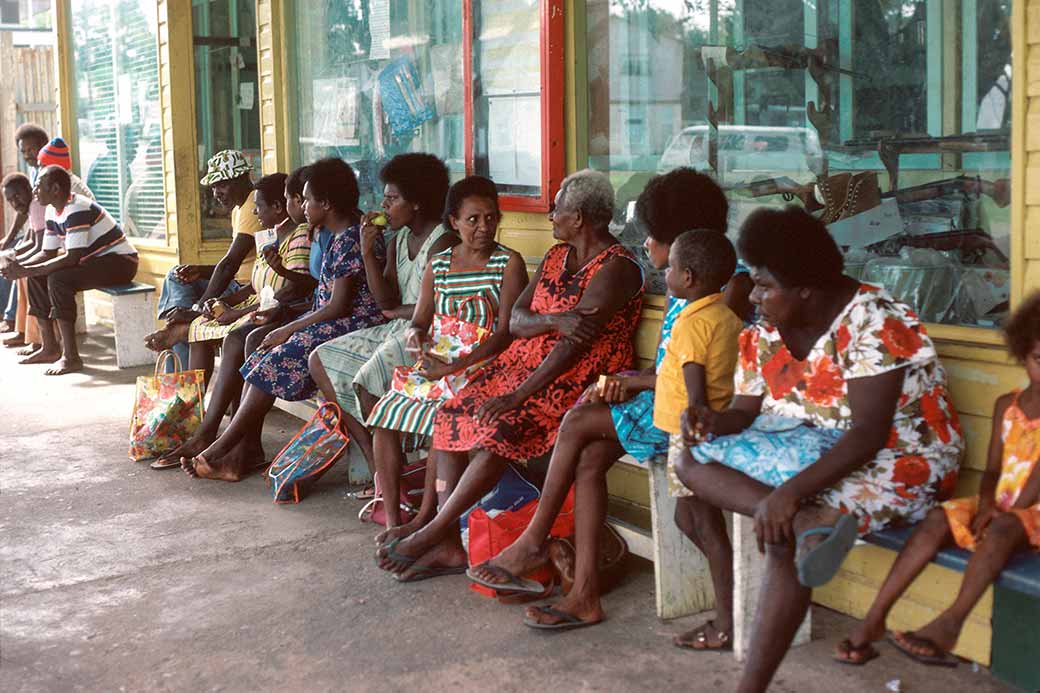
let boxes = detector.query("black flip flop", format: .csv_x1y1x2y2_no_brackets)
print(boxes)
466,562,547,595
394,564,467,583
888,633,958,668
377,537,417,572
833,638,879,666
523,605,599,631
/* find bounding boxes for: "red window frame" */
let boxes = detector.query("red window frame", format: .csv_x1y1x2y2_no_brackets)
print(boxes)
462,0,565,213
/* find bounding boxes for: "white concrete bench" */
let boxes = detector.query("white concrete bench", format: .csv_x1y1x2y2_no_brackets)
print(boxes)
613,434,809,661
87,282,156,368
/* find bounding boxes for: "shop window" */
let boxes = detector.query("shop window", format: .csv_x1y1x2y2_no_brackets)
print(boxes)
587,0,1012,331
290,0,562,214
70,0,165,241
193,0,261,240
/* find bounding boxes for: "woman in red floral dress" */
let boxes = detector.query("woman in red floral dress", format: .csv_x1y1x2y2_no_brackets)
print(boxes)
376,170,645,581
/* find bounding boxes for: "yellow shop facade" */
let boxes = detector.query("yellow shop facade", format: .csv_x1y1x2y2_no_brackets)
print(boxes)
50,0,1035,678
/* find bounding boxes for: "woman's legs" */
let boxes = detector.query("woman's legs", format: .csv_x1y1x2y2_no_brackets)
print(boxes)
840,507,951,657
372,427,408,528
183,382,275,481
187,340,216,386
381,448,509,574
375,450,440,546
309,351,375,473
895,512,1027,656
524,439,622,626
672,495,734,646
474,402,621,584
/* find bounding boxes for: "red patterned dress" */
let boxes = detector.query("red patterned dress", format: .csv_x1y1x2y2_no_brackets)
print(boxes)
433,242,644,461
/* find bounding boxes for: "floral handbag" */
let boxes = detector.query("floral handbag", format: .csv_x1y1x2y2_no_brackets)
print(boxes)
128,350,206,461
390,296,494,401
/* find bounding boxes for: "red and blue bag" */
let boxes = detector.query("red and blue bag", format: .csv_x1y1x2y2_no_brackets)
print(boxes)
267,402,350,504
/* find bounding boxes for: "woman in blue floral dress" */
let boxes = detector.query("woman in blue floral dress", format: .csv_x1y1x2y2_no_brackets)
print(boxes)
182,158,386,481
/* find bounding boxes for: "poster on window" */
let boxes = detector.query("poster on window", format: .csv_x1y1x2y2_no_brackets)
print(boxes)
312,78,360,146
487,94,540,187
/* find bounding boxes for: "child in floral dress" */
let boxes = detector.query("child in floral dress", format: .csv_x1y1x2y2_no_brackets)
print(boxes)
837,292,1040,667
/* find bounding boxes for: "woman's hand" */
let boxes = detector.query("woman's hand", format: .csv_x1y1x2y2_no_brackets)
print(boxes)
262,245,284,273
404,326,429,358
417,356,455,382
477,392,524,426
382,305,414,321
580,381,605,405
971,500,1001,541
551,306,600,345
600,376,637,403
216,306,249,325
252,306,281,325
199,298,225,320
681,404,717,447
0,259,25,280
359,212,384,257
258,326,292,350
173,264,203,284
753,487,800,552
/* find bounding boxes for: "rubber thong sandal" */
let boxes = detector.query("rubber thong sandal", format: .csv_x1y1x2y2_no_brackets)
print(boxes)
466,563,547,595
833,638,879,666
394,564,467,583
889,632,958,668
523,605,600,631
796,513,859,588
150,456,182,470
673,620,732,651
350,486,376,501
378,537,418,572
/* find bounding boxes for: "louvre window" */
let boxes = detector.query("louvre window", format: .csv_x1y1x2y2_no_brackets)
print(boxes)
71,0,165,241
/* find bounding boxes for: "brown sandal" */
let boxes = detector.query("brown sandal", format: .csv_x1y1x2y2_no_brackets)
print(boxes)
833,638,879,666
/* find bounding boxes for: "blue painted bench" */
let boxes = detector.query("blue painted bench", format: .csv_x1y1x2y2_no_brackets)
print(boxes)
90,282,155,368
865,526,1040,691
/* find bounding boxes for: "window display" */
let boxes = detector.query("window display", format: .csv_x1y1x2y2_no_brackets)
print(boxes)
290,0,559,213
193,0,261,240
588,0,1012,329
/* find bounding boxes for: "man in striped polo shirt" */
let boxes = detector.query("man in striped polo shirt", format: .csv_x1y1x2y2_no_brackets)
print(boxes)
0,166,138,375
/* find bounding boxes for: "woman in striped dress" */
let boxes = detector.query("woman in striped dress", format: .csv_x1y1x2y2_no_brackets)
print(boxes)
365,176,529,535
184,173,314,383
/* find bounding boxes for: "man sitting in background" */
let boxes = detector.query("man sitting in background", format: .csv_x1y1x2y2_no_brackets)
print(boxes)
1,166,138,375
144,149,262,369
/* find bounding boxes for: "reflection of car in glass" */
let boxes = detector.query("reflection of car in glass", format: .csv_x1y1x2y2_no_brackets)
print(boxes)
657,125,823,182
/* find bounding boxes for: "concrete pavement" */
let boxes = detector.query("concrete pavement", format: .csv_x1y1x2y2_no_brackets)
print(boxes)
0,330,1017,692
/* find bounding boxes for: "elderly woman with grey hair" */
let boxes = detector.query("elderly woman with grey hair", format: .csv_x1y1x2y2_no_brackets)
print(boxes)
377,169,646,581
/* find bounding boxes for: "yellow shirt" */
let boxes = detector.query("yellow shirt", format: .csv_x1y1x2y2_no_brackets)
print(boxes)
653,293,743,434
232,189,263,284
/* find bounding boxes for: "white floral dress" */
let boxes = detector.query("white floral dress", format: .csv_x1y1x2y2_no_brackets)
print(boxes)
733,285,965,534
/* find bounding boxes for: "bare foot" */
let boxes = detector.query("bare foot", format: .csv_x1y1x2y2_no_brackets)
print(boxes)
470,538,549,587
377,533,429,574
523,593,604,627
44,357,83,376
395,538,468,582
18,348,60,365
0,320,13,333
144,323,189,353
843,616,887,656
158,432,216,466
375,517,427,547
16,343,38,356
3,333,25,347
185,453,243,482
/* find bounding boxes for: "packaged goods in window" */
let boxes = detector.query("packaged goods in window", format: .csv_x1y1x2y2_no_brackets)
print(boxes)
378,57,436,137
312,77,360,146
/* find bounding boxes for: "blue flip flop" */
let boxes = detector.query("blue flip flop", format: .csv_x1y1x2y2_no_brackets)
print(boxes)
796,513,859,588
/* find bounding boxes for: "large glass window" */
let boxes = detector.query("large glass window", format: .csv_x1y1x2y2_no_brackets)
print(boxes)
290,0,560,214
588,0,1012,329
193,0,261,239
71,0,165,241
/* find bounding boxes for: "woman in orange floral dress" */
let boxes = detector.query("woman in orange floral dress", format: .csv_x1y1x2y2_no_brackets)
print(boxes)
839,292,1040,668
670,207,963,691
376,170,645,581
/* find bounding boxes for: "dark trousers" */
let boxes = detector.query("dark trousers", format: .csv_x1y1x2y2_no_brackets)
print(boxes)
27,253,139,322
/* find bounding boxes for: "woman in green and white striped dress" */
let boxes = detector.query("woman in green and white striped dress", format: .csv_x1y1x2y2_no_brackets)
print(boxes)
366,176,529,533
